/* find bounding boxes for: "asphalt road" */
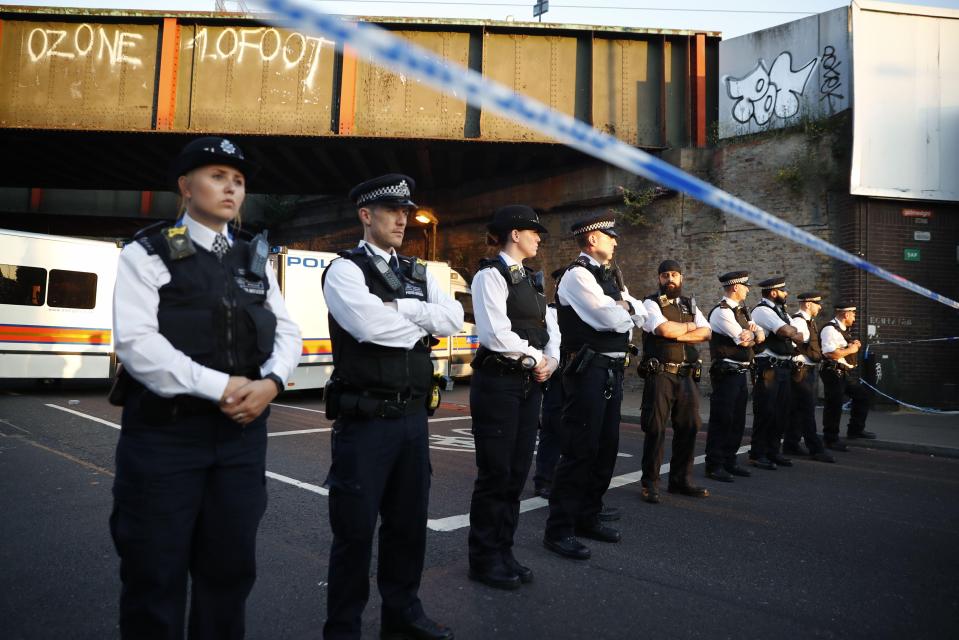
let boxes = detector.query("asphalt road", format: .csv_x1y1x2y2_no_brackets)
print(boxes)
2,386,957,640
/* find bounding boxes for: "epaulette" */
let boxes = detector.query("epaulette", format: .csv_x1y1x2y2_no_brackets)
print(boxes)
337,246,367,259
571,255,591,269
132,220,171,256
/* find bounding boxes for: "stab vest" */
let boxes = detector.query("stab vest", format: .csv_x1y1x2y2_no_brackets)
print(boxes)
823,319,857,368
792,313,822,362
556,256,630,353
137,227,276,378
752,300,798,357
477,258,549,350
324,247,433,398
642,293,699,364
707,299,754,363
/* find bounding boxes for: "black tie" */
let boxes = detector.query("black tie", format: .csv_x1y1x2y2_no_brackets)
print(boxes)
388,255,401,276
211,233,229,260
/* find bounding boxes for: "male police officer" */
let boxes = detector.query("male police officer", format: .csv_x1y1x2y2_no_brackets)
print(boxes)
543,214,647,560
820,301,875,450
783,292,835,462
749,277,803,470
321,175,462,640
638,259,711,504
704,271,765,482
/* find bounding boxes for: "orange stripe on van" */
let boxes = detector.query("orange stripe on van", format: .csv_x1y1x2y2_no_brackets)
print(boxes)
301,338,332,356
0,325,111,345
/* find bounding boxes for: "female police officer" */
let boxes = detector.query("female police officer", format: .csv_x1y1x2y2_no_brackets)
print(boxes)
110,136,301,639
467,205,559,590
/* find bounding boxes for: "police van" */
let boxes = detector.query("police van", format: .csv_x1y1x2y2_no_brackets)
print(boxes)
0,228,122,381
270,247,476,391
0,229,476,388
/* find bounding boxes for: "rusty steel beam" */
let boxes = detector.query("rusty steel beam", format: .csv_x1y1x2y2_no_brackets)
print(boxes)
155,18,181,130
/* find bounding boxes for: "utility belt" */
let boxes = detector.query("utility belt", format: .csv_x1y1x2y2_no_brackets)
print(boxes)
710,359,754,376
638,357,702,381
561,345,627,377
324,374,452,421
755,356,798,370
821,361,855,376
473,346,536,376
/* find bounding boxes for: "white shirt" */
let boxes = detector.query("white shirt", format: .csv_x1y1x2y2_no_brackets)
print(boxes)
642,296,709,335
789,310,818,366
113,212,303,402
556,253,647,356
751,298,793,359
471,252,560,363
821,318,852,368
708,297,765,364
322,240,464,350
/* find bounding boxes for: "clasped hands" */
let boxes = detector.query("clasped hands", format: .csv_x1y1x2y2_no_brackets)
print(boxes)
219,376,279,426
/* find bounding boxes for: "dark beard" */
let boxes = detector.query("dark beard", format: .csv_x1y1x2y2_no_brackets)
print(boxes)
659,282,682,297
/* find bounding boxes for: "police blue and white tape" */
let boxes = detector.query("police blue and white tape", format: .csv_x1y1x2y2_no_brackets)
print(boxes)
859,380,959,416
257,0,959,311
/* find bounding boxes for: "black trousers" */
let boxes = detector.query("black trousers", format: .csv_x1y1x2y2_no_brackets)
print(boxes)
323,410,431,640
545,364,624,540
468,367,542,569
111,396,268,640
640,372,701,488
533,371,564,492
704,370,748,470
784,365,825,453
750,361,793,459
821,368,871,441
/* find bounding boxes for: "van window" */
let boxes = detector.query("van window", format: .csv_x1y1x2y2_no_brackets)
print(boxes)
48,269,98,309
0,264,46,306
455,291,474,325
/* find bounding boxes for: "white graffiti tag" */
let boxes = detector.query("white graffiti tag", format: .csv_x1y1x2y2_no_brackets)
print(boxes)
726,52,817,126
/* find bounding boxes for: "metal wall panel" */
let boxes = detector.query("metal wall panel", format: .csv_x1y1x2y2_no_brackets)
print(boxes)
0,20,157,130
665,38,689,148
352,30,470,139
176,24,336,135
481,33,578,142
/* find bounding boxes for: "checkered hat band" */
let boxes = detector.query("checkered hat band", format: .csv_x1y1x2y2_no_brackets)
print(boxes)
574,220,614,234
721,276,749,286
801,297,822,302
357,181,411,205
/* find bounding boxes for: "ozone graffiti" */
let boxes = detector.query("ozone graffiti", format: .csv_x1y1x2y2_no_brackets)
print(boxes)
26,24,144,67
725,51,818,126
188,27,334,90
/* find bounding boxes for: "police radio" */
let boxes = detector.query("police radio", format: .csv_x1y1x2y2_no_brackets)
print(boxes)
248,231,269,278
370,255,404,292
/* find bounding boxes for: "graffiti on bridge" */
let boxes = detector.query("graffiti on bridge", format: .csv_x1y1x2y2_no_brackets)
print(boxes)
819,45,844,110
726,51,817,126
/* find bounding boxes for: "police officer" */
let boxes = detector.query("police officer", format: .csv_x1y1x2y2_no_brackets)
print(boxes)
783,292,835,462
820,301,875,450
467,205,560,590
321,174,462,640
638,259,711,504
110,136,302,639
704,271,765,483
543,214,647,560
749,277,803,470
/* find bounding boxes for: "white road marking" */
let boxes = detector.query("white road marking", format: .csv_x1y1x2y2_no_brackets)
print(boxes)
428,416,472,423
270,402,326,414
268,428,331,437
265,471,329,496
46,403,121,429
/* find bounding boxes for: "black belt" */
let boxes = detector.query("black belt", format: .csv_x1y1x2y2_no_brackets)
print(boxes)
755,356,795,369
711,360,753,375
590,353,627,370
473,346,536,375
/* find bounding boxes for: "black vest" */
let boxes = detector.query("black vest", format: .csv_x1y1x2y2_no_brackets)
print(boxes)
708,299,754,363
477,258,549,350
137,228,276,377
324,247,433,398
642,293,699,363
752,300,798,357
556,256,630,353
792,312,822,362
823,319,857,368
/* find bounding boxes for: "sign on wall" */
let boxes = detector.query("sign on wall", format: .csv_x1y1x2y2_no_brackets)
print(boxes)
718,7,851,139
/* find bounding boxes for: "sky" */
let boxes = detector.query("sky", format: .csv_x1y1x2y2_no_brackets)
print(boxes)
8,0,959,38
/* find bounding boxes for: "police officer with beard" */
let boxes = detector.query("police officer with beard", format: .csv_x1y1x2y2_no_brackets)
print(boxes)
321,175,462,640
637,259,711,504
748,276,802,471
543,214,647,560
820,301,875,450
783,292,835,463
110,137,302,639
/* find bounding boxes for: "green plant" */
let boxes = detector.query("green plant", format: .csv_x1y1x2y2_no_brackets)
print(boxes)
612,185,658,226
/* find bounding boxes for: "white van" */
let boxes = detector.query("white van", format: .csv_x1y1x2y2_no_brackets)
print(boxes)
271,247,476,391
0,229,121,380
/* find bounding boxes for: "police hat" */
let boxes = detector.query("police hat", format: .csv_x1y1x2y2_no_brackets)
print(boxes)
169,136,258,186
835,301,857,311
570,214,617,237
719,270,749,287
797,292,823,303
349,174,417,208
487,205,548,234
758,276,787,291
